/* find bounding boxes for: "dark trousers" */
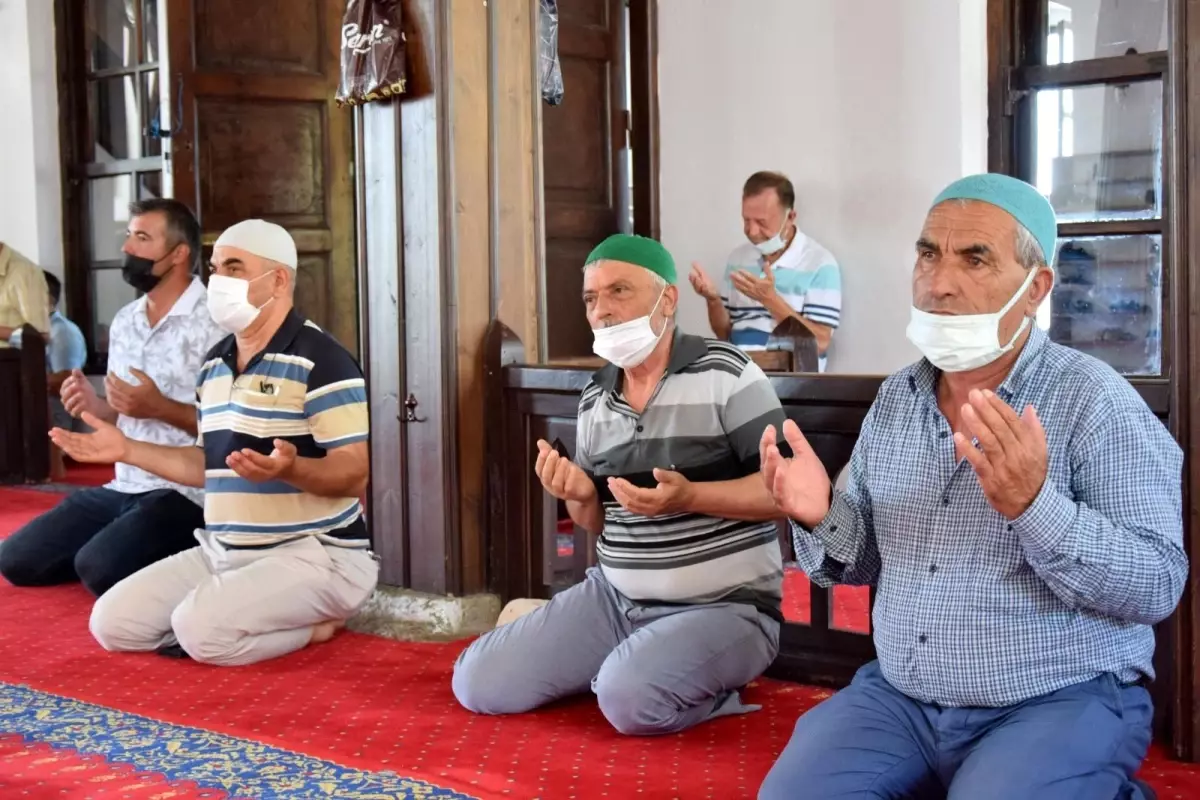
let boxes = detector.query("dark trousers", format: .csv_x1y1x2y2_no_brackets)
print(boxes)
0,487,204,597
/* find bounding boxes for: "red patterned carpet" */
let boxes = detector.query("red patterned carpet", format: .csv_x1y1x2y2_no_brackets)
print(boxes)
1,488,1199,798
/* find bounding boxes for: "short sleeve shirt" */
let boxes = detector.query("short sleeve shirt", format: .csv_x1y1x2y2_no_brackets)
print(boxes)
196,310,369,548
722,231,842,371
107,278,226,504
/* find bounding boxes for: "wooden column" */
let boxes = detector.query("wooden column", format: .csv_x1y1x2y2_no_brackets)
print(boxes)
359,0,544,595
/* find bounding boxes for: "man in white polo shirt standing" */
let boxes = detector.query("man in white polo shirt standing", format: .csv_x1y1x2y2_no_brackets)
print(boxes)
690,171,842,371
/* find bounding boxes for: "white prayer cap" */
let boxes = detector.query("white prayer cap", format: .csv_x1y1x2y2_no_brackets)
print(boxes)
213,219,298,270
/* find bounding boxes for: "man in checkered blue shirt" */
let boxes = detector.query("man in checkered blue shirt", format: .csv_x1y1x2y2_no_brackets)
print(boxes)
758,174,1186,800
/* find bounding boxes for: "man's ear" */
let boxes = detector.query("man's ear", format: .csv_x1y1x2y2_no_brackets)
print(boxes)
1029,266,1055,311
662,284,680,316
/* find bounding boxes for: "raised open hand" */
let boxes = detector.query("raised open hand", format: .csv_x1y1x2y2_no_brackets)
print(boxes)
760,419,831,528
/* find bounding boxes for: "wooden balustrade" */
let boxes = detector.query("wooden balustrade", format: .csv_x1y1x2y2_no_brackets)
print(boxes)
0,325,50,484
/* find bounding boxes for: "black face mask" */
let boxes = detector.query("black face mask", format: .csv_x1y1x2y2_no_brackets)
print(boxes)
121,252,170,293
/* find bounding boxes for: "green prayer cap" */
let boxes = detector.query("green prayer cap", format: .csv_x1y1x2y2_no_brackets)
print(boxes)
931,174,1059,267
584,234,677,284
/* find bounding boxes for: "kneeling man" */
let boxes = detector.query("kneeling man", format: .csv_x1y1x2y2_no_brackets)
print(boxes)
453,234,787,735
758,175,1186,799
54,220,377,666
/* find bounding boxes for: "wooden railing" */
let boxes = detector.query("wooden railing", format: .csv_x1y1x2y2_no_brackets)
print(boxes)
0,325,49,484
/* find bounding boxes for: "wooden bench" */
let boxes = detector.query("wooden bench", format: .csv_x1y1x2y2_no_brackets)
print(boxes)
0,324,50,484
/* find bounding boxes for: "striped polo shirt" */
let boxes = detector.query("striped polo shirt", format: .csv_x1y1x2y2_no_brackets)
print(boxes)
722,231,842,372
576,332,789,620
196,310,369,549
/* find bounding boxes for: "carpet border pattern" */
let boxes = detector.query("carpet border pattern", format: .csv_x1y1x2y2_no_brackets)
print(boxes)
0,681,478,799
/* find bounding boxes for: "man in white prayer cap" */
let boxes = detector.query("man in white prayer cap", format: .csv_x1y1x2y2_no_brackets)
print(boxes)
55,219,377,666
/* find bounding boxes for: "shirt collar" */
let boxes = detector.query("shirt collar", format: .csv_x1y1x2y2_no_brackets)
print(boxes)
135,276,207,322
769,228,810,270
591,329,709,394
218,308,307,367
908,324,1050,400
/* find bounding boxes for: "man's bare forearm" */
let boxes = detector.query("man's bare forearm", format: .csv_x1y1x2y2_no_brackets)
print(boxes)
286,452,368,498
567,494,605,535
706,297,732,340
124,440,206,487
155,397,198,437
761,293,833,354
92,400,119,426
686,474,779,521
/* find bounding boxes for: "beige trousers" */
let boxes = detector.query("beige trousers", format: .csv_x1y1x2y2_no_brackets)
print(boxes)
89,530,378,666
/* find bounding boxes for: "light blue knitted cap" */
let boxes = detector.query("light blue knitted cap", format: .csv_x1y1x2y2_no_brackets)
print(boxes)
932,174,1058,266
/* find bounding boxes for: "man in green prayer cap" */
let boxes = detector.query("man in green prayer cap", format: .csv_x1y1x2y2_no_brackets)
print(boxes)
453,233,792,735
759,174,1182,800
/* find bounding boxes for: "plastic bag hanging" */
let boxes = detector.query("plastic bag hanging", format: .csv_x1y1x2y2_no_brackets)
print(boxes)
336,0,408,107
539,0,563,106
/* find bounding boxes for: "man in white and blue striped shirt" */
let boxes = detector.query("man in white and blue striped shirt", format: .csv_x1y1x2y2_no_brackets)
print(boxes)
689,171,842,371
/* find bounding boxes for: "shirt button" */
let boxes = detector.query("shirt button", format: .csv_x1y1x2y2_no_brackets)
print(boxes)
918,634,928,644
929,564,937,574
1007,524,1014,532
942,497,950,506
938,431,949,439
830,525,838,533
636,425,644,433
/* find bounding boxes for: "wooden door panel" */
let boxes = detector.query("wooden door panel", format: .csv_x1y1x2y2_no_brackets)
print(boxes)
195,101,328,230
194,0,324,74
167,0,356,353
542,0,626,360
543,58,611,203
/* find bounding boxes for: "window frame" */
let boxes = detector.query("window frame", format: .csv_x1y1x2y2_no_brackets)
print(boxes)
989,0,1171,378
54,0,166,374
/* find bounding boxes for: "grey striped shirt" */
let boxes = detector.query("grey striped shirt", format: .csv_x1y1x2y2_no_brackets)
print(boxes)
577,332,787,619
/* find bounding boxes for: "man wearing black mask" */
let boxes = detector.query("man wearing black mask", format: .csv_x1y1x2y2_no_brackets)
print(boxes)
0,199,224,597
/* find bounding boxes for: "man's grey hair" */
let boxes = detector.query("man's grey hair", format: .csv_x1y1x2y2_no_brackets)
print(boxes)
944,198,1047,269
582,262,669,293
1015,223,1047,270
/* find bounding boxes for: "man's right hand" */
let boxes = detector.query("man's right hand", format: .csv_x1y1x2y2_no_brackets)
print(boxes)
535,439,597,503
761,419,832,528
689,262,721,301
48,411,128,465
61,369,104,419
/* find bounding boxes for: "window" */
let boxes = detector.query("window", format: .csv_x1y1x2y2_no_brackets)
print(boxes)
995,0,1169,376
58,0,166,370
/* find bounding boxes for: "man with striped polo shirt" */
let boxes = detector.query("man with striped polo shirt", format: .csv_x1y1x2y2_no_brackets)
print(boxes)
690,171,842,371
55,219,376,666
454,233,789,735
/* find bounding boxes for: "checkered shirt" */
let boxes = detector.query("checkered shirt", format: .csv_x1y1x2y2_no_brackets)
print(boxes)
791,326,1188,707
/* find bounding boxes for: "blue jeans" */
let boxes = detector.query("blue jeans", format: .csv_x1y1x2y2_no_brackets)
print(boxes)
759,660,1153,800
0,487,203,597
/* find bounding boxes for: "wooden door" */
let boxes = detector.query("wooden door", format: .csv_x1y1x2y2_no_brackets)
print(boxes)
542,0,629,360
164,0,357,353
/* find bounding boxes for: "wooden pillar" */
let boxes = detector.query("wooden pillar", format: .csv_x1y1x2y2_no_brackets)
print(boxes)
359,0,543,595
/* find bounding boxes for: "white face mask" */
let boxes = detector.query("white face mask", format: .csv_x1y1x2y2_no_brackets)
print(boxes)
207,272,276,334
905,267,1040,373
592,289,668,369
753,211,792,256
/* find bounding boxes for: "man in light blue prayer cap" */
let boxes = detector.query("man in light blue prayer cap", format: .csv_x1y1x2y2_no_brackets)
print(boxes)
758,174,1183,800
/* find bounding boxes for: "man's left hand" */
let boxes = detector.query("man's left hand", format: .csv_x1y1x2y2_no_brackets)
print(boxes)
105,368,166,420
608,469,694,517
954,389,1048,520
226,439,298,483
730,262,778,304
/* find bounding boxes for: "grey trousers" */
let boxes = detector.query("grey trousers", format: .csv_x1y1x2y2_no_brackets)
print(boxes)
452,567,780,735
